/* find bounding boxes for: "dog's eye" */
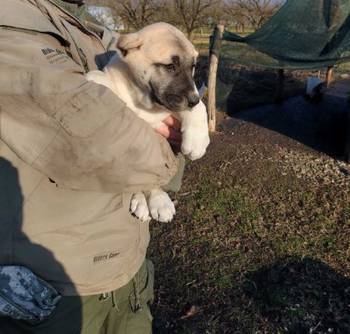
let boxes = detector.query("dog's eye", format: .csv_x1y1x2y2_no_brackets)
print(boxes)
164,64,176,72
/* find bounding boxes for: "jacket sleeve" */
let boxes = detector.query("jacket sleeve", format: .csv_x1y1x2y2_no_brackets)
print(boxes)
162,153,185,193
0,29,179,193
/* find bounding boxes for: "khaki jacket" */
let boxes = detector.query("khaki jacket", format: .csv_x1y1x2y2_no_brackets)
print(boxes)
0,0,179,295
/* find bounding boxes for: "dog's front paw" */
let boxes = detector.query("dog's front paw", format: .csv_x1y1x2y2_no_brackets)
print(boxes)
180,100,210,161
148,190,175,223
181,127,210,161
130,192,150,222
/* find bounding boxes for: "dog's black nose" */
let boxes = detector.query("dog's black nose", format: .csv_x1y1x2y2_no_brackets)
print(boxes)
187,94,200,108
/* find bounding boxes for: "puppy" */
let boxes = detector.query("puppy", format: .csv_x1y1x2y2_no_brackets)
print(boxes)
86,22,210,223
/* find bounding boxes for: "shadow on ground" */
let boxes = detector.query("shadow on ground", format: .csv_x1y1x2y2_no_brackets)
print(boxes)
224,93,348,159
196,54,350,159
243,256,350,334
152,255,350,333
224,67,305,112
197,55,349,158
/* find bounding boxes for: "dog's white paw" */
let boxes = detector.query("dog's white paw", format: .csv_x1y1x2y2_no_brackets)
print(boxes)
130,192,150,222
181,127,210,161
180,100,210,161
147,190,175,223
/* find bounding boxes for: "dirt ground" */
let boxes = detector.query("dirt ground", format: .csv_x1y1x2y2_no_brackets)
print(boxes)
149,82,350,333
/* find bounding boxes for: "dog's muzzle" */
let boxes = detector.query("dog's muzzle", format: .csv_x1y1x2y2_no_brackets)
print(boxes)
187,93,200,108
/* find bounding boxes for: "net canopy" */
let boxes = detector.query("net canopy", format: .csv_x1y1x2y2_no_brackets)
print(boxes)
219,0,350,70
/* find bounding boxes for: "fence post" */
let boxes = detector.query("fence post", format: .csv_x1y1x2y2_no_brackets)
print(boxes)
326,66,333,88
207,24,224,132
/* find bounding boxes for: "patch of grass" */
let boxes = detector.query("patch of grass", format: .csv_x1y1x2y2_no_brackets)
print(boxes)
150,134,350,333
192,181,262,223
343,205,350,221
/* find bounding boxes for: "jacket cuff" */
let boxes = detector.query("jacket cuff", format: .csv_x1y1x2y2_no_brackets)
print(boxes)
161,153,185,193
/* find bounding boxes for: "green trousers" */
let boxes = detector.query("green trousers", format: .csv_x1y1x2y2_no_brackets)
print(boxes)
0,260,154,334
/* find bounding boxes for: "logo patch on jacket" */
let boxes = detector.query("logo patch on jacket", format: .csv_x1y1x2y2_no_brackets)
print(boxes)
41,48,70,64
93,251,120,264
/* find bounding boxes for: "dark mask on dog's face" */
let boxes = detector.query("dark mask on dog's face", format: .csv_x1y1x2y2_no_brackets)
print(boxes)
149,55,199,112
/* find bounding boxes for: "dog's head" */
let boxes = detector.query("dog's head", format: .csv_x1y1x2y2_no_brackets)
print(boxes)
116,22,200,112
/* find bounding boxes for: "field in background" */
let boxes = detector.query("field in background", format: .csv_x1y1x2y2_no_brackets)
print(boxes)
192,32,211,55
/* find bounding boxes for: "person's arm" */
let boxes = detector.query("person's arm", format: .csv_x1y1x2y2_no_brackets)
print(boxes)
0,29,178,193
155,116,185,192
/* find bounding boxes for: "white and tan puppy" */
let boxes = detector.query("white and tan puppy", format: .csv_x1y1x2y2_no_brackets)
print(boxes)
86,22,210,223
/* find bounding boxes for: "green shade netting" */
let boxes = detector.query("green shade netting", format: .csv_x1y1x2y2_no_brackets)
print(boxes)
220,0,350,69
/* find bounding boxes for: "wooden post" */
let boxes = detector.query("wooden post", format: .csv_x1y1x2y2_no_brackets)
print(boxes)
326,66,333,88
275,69,285,103
207,24,224,132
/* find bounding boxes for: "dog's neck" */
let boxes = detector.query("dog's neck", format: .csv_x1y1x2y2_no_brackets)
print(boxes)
105,54,157,112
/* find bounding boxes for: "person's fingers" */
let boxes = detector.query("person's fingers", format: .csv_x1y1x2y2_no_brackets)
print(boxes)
163,116,181,130
155,123,171,138
156,123,182,143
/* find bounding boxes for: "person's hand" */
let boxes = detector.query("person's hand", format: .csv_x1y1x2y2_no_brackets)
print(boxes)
155,116,182,152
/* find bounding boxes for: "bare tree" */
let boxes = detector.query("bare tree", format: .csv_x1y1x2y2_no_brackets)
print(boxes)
224,2,247,32
171,0,219,40
225,0,282,31
86,0,161,30
117,0,159,30
87,0,226,33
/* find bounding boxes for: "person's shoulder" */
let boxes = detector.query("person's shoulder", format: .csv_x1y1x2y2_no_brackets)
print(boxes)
1,0,59,36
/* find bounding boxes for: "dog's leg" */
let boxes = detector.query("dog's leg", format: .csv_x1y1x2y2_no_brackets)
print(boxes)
178,100,210,161
130,192,150,222
85,70,112,88
146,189,175,223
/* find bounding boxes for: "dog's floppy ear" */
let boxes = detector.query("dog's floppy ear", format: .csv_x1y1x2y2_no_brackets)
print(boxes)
117,33,143,57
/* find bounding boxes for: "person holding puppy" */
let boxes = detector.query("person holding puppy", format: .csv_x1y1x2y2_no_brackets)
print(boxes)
0,0,184,333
